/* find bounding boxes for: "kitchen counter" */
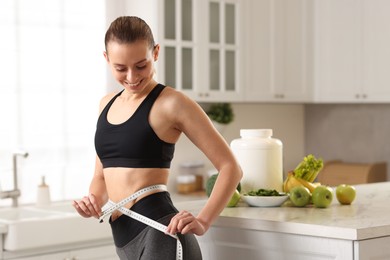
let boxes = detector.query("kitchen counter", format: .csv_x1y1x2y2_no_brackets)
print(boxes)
175,182,390,241
187,181,390,260
1,182,389,259
213,181,390,240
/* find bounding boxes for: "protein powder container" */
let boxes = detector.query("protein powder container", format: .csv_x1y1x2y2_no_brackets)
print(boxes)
231,129,283,193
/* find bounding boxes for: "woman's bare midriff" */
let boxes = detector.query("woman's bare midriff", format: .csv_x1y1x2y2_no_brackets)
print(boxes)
103,167,170,221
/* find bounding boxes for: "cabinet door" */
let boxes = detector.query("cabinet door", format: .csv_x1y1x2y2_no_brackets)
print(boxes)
158,0,244,102
204,226,354,260
159,0,197,96
203,0,244,102
361,0,390,102
70,244,117,260
313,0,362,103
243,0,273,102
275,0,311,102
355,236,390,259
12,245,117,260
12,252,70,260
245,0,311,102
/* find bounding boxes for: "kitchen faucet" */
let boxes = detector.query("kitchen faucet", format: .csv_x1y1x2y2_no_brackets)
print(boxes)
0,150,29,207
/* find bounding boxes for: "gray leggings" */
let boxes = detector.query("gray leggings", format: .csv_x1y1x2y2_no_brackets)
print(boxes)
115,214,202,260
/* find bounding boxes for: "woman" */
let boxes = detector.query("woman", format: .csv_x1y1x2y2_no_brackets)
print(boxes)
72,16,242,260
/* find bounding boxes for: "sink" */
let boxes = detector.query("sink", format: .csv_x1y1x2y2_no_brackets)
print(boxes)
0,207,64,222
0,203,112,251
33,201,78,213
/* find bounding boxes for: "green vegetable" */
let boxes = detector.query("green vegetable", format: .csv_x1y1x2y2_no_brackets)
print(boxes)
206,103,234,124
244,189,282,196
293,154,324,183
205,173,241,197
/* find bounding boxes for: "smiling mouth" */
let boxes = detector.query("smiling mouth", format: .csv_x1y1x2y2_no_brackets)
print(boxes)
126,80,141,87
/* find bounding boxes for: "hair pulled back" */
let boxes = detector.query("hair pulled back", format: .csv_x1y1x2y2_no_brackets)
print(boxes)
104,16,155,52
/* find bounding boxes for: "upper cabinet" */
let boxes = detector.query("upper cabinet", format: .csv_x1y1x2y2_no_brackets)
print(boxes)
312,0,390,103
157,0,245,102
244,0,312,103
246,0,390,103
126,0,390,103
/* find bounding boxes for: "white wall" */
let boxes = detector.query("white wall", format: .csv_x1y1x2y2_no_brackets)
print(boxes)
305,104,390,181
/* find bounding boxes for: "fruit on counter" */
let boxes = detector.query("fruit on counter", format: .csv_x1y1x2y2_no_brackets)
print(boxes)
312,185,333,208
283,171,321,193
227,190,241,207
206,173,241,197
289,186,311,207
336,184,356,205
283,154,323,193
205,173,242,207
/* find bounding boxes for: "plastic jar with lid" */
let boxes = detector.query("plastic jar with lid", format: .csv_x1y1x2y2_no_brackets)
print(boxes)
230,129,283,192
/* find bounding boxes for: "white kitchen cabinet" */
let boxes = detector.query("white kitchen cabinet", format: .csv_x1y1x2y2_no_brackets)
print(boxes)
198,226,353,260
354,236,390,260
157,0,245,102
17,251,69,260
245,0,312,103
198,226,390,260
246,0,390,103
5,244,117,260
313,0,390,103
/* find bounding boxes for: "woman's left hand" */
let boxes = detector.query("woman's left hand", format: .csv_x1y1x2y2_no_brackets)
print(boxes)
166,211,209,236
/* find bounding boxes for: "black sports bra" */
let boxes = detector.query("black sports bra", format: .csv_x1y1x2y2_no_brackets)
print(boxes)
94,84,175,169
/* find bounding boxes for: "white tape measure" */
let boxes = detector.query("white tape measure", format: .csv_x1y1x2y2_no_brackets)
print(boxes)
99,185,183,260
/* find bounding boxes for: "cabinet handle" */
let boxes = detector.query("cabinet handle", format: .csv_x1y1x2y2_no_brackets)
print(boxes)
355,94,360,99
362,94,367,98
274,94,284,99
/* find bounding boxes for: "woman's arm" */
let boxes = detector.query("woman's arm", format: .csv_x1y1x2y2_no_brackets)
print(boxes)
166,93,243,235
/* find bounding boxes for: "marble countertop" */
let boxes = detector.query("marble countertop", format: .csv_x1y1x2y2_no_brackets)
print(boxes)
1,182,389,242
175,182,390,241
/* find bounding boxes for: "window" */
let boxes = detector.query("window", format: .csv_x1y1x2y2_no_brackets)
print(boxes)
0,0,106,205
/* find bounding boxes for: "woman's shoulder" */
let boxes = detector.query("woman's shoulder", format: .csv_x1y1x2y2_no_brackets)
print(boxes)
160,85,193,104
158,85,197,112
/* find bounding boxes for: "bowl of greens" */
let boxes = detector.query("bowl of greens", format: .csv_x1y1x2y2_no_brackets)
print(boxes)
242,188,289,207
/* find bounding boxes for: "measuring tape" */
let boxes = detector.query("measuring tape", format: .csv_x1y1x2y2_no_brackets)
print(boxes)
99,185,183,260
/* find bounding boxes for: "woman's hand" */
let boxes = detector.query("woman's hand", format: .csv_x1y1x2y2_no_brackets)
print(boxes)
166,211,209,236
72,193,101,219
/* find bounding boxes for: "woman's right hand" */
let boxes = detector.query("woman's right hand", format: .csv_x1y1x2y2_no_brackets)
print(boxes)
72,193,101,219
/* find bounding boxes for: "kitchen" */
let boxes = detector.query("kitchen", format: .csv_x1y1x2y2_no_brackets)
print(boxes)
1,0,390,259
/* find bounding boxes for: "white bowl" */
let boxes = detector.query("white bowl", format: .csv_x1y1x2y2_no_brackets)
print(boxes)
242,194,289,207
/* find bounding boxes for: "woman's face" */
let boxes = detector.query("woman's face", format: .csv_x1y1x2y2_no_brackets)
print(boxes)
104,40,159,93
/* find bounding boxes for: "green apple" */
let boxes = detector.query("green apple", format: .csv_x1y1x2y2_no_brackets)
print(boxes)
336,184,356,205
227,190,241,207
312,185,333,208
289,186,311,207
